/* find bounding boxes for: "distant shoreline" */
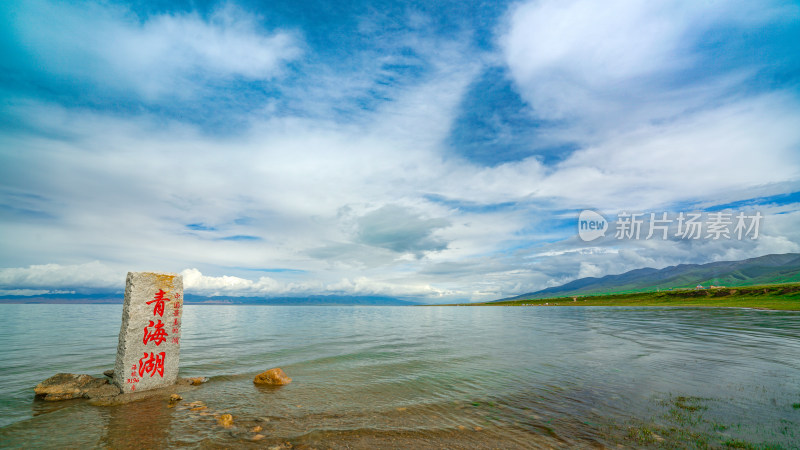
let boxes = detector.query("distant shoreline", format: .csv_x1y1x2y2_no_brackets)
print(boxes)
442,283,800,311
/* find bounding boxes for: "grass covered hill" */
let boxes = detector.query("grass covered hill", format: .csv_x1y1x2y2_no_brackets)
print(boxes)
472,283,800,310
500,253,800,301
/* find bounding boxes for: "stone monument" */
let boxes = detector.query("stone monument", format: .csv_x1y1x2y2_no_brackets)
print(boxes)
113,271,183,393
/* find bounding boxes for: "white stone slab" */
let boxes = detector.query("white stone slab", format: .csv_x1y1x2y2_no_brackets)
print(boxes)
112,272,183,393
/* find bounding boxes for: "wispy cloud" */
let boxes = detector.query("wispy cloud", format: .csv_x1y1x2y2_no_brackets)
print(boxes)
5,1,301,101
500,0,799,140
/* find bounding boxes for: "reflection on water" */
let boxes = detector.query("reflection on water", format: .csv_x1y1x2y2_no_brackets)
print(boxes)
101,397,173,449
0,304,798,448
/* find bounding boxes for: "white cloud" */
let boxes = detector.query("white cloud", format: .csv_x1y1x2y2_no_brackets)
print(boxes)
2,91,798,301
11,1,301,99
181,268,279,295
538,94,800,210
490,0,800,212
0,262,123,290
577,262,603,279
0,289,51,296
500,0,794,138
325,277,456,298
503,0,688,119
182,268,457,298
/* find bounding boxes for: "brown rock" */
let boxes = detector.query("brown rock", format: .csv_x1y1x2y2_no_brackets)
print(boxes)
252,434,266,441
84,382,122,399
34,373,120,401
252,426,263,433
187,377,207,386
103,369,114,378
35,373,204,405
254,368,292,386
217,413,234,428
169,394,182,404
88,379,198,406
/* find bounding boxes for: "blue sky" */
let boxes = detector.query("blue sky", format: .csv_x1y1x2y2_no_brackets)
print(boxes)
1,0,799,302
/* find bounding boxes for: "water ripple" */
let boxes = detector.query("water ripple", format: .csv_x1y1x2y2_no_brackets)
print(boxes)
1,304,799,448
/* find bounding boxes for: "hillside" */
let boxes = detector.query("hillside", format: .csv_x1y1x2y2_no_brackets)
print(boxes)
499,253,800,301
471,283,800,310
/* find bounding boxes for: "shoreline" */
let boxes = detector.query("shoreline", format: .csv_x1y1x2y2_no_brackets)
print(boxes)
443,283,800,310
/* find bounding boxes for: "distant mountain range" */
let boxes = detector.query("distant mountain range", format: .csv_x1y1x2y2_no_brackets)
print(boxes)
0,292,418,306
5,253,799,305
498,253,800,301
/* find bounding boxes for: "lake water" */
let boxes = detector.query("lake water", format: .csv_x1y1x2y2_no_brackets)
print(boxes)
1,304,798,448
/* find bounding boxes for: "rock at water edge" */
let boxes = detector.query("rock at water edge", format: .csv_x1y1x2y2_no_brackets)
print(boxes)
112,272,183,394
254,368,292,385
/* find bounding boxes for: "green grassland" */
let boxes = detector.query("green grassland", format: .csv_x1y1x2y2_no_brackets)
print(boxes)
457,283,800,310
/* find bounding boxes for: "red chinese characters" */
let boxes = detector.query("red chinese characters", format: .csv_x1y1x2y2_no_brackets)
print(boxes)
133,288,180,384
138,351,165,377
143,319,168,346
146,289,171,317
171,295,182,345
127,364,140,386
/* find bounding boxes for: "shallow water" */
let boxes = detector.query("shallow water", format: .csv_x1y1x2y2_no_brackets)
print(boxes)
1,304,798,448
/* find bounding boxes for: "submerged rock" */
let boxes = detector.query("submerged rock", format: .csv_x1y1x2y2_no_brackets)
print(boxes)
34,373,204,405
34,373,120,401
254,368,292,386
187,377,207,385
217,413,234,428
